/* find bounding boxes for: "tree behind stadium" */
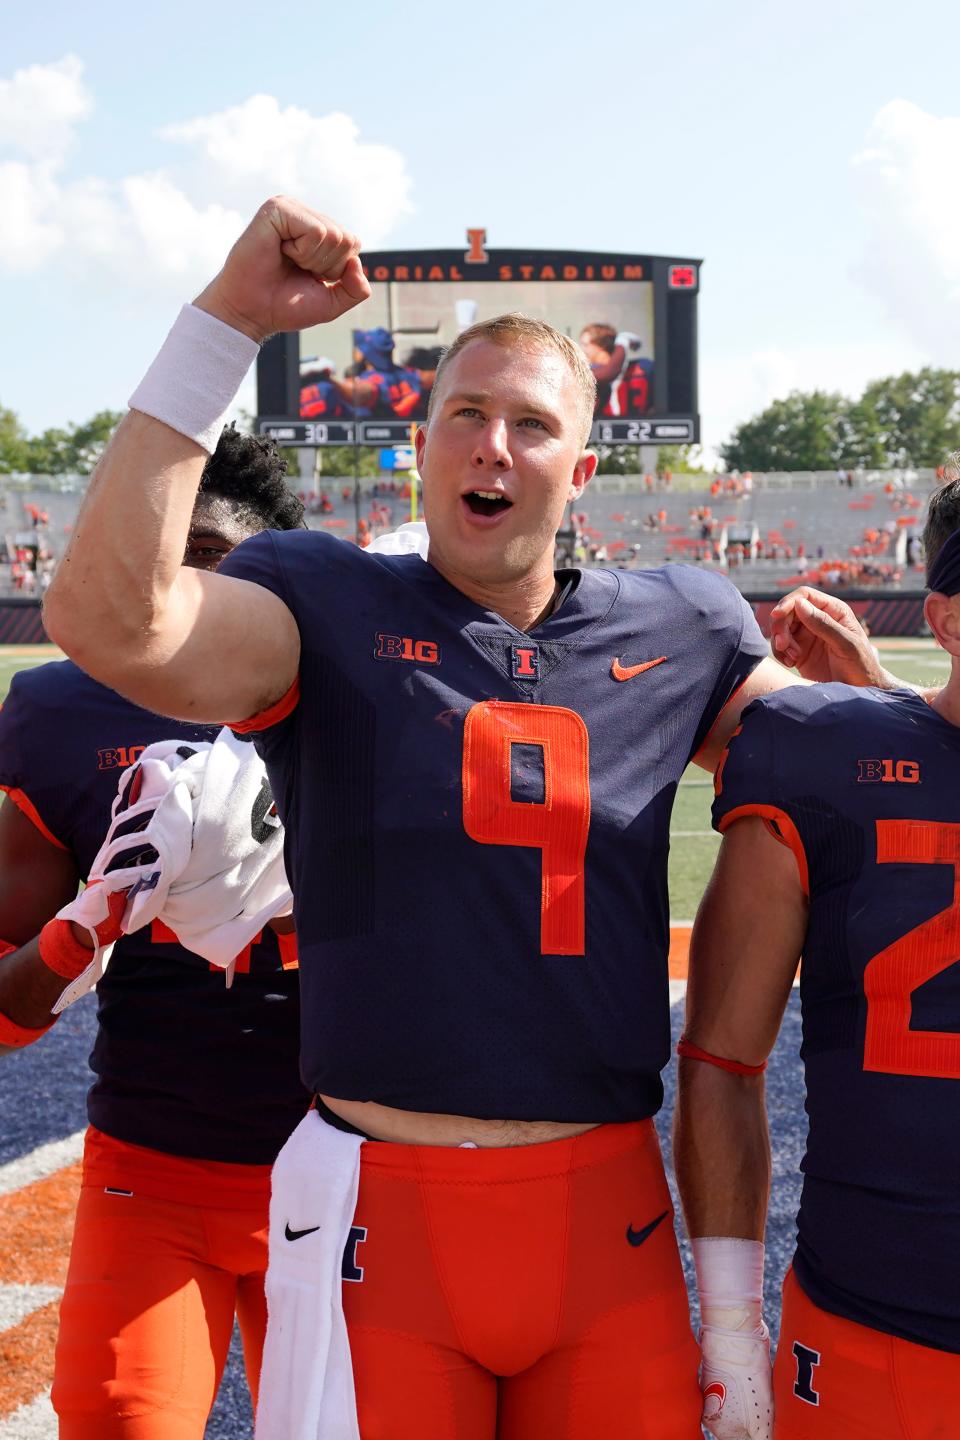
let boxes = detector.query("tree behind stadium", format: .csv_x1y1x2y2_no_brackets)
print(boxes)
721,367,960,471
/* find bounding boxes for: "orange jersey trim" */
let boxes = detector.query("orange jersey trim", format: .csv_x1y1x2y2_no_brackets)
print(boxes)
228,676,300,735
713,725,743,798
691,670,759,771
277,929,299,970
0,784,68,851
717,802,809,896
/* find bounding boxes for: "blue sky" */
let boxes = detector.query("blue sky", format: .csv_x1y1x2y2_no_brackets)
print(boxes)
2,0,958,456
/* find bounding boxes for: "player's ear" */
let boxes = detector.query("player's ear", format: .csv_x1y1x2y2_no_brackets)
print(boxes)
569,450,598,502
414,423,427,469
923,591,960,655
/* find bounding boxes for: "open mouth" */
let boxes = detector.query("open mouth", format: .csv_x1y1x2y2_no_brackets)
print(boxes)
464,490,513,518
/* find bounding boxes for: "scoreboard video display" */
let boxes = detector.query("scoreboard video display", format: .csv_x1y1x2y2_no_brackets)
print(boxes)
256,232,700,447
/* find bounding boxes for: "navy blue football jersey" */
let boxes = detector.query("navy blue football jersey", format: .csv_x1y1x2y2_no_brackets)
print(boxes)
713,684,960,1353
0,661,309,1164
220,531,767,1122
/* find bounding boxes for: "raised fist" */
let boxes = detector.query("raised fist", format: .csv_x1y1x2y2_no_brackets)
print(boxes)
193,196,371,343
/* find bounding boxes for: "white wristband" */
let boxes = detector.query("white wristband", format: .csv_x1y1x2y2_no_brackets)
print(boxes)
128,304,260,454
693,1237,764,1332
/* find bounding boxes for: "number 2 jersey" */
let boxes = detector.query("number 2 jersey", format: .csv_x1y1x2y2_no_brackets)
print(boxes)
713,684,960,1353
0,660,310,1165
219,531,768,1123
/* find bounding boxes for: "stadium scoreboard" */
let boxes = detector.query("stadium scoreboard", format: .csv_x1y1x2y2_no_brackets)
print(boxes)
256,231,701,447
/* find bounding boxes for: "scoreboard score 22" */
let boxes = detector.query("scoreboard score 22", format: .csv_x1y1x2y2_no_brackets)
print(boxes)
256,229,701,448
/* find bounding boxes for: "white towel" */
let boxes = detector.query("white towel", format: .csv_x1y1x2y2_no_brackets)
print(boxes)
366,520,429,557
256,1112,365,1440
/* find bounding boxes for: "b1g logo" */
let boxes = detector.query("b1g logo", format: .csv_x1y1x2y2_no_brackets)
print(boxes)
856,758,920,784
97,744,146,771
374,633,441,665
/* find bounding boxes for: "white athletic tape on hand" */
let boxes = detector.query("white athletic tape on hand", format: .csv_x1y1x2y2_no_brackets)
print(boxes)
128,304,260,454
694,1238,771,1440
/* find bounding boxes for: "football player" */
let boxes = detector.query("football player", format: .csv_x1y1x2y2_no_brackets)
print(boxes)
0,428,311,1440
42,198,890,1438
579,322,653,416
330,327,423,419
674,472,960,1438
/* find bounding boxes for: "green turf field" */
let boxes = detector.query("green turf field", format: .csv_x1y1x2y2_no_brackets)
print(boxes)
1,641,950,924
666,640,951,916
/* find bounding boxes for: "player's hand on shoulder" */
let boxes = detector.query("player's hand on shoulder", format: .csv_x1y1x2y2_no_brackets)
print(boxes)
699,1321,773,1440
193,197,371,343
770,585,884,686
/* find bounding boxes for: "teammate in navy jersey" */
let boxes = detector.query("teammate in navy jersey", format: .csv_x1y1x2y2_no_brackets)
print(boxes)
328,327,423,420
674,475,960,1438
43,198,889,1438
0,427,310,1439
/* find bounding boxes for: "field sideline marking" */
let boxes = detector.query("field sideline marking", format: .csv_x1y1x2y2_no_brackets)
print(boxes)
0,1134,84,1198
0,1388,56,1439
0,1285,61,1333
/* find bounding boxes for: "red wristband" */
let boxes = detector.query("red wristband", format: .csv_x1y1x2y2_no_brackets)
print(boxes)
677,1034,767,1076
38,917,95,981
0,1006,56,1048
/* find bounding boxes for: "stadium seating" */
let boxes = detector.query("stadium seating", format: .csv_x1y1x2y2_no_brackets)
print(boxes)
0,472,936,598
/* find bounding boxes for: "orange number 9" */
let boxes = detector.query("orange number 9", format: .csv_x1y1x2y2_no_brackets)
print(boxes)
462,700,590,956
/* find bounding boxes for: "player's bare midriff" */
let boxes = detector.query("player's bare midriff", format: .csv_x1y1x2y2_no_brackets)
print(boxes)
320,1095,600,1147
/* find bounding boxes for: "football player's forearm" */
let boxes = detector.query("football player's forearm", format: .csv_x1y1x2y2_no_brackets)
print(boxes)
674,1060,771,1240
44,411,205,684
0,938,65,1030
874,666,941,702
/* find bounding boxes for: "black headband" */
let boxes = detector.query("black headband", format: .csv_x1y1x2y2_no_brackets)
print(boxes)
928,528,960,596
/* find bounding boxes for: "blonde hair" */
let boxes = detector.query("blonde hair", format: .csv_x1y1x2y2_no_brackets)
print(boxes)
426,313,597,450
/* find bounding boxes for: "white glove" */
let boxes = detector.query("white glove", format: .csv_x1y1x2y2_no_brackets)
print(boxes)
693,1237,772,1440
699,1319,772,1440
133,731,291,966
51,750,187,1012
52,731,292,1010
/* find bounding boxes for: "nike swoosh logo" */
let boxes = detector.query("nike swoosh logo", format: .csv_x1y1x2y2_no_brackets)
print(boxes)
285,1222,321,1242
611,655,668,681
626,1210,669,1247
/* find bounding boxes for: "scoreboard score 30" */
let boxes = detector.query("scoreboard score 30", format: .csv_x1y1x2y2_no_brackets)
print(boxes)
256,230,700,448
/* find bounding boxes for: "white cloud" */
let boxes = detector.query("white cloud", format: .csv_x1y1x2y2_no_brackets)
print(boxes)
0,55,91,161
852,100,960,361
0,59,413,293
160,95,410,248
0,160,62,269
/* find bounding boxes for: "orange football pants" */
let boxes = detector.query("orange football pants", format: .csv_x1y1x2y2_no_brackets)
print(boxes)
341,1118,702,1438
773,1266,960,1438
52,1128,272,1440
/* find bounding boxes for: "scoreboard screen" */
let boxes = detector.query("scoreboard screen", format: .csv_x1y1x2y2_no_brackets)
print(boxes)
256,235,700,447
